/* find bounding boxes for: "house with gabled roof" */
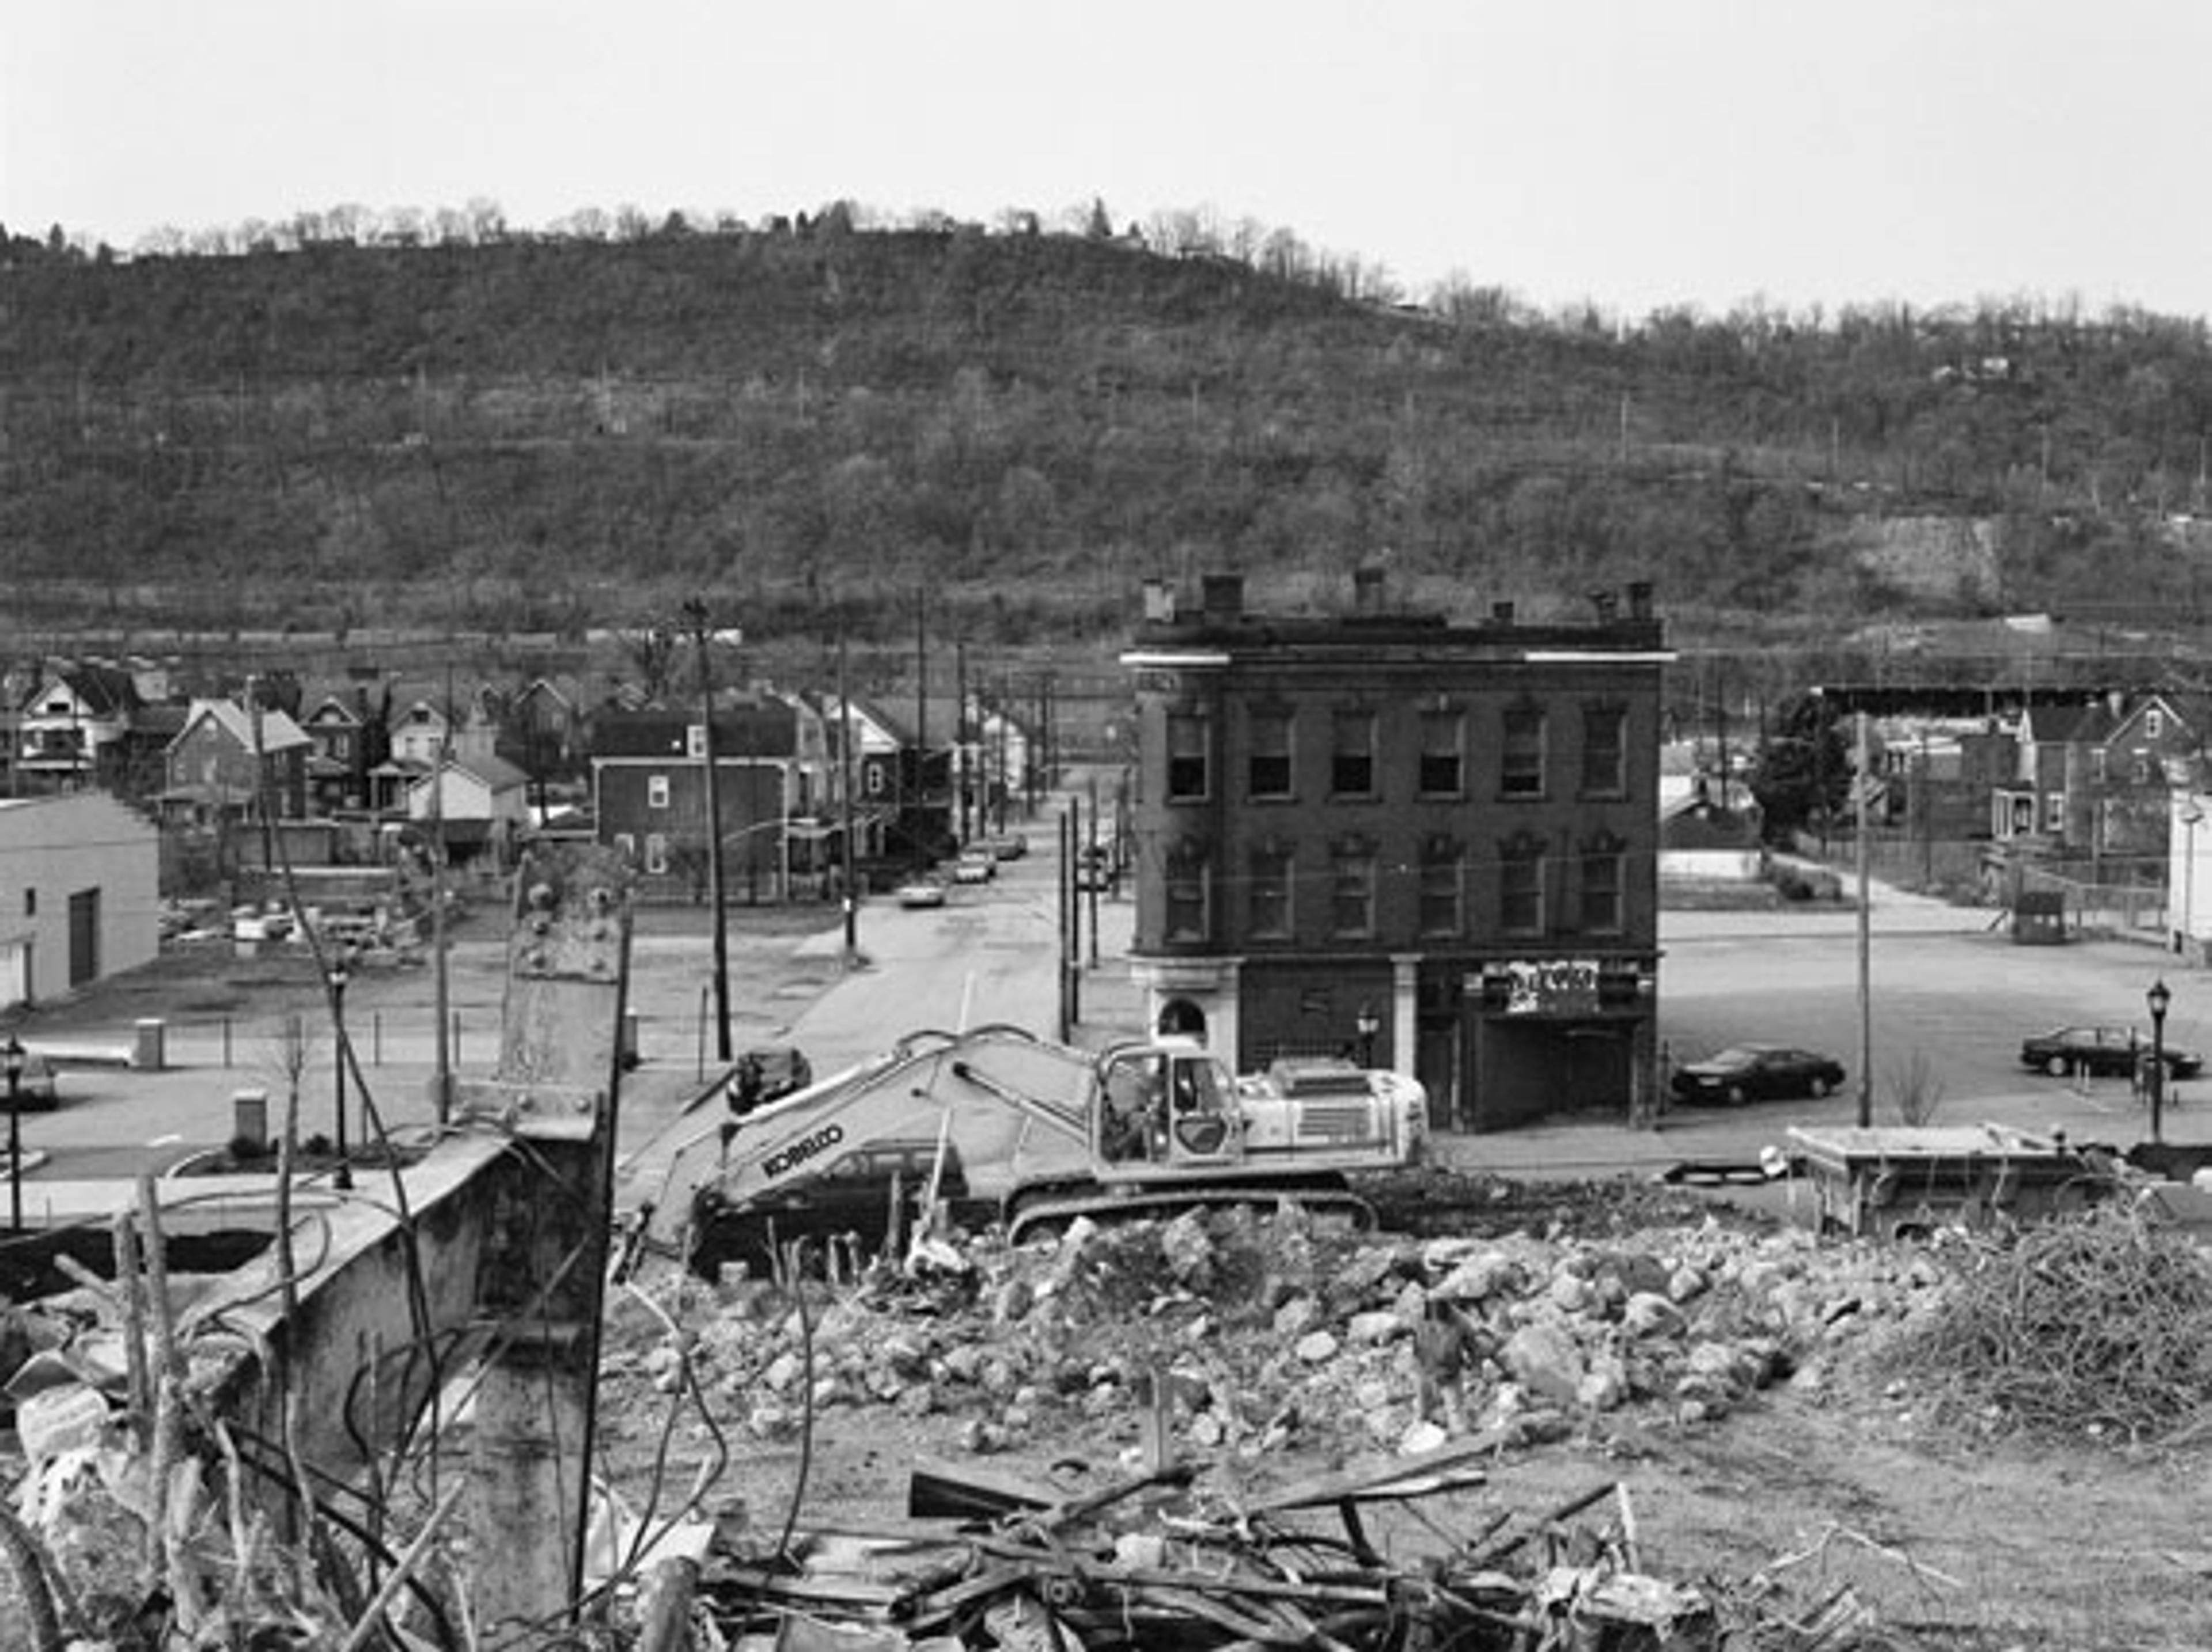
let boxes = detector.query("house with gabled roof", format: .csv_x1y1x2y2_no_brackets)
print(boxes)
299,691,388,814
160,699,313,822
404,749,532,872
15,661,144,786
1993,698,2116,847
2097,689,2212,857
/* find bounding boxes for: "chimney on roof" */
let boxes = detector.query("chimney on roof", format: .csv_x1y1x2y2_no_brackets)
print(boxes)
1491,600,1517,624
1353,566,1386,614
1142,579,1177,623
1201,574,1244,621
1627,580,1654,621
1589,588,1620,623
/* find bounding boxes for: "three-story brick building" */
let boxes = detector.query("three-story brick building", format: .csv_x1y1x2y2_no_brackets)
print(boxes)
1122,571,1669,1131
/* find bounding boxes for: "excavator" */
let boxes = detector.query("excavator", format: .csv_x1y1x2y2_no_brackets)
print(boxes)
619,1023,1427,1278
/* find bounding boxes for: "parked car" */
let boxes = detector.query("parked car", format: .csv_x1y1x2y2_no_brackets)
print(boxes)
987,832,1028,862
728,1044,813,1115
2018,1025,2203,1079
896,877,948,910
1670,1043,1845,1106
4,1049,62,1111
952,849,997,884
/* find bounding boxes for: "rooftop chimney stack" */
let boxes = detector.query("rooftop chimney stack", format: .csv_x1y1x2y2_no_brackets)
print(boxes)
1589,588,1620,623
1627,580,1654,622
1353,566,1386,614
1491,600,1517,624
1201,574,1245,622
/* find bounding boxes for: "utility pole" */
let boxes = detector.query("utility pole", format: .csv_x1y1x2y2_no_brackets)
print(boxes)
1857,710,1873,1128
956,638,970,846
1086,772,1101,968
432,676,452,1123
1058,804,1080,1040
914,588,929,866
684,598,732,1064
838,626,858,959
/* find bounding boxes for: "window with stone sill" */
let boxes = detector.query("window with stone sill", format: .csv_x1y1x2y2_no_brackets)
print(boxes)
1499,835,1546,935
1579,835,1625,934
1329,838,1377,938
1248,844,1293,939
1248,706,1293,800
1165,842,1211,941
1331,709,1376,798
1166,711,1211,802
1417,837,1464,938
1501,704,1546,798
1418,708,1464,797
1581,703,1627,797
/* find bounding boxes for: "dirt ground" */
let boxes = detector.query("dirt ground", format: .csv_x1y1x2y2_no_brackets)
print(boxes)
590,1192,2212,1652
14,912,2212,1650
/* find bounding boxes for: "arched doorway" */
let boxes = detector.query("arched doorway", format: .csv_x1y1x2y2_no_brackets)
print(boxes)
1156,997,1207,1042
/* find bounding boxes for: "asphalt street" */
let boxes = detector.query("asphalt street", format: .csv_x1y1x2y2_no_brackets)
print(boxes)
7,836,2209,1222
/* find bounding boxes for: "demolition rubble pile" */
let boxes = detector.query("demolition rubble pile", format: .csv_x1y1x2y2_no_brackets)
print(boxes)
608,1200,1948,1467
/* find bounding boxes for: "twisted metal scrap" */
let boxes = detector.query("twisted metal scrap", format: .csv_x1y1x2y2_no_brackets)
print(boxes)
1882,1205,2212,1441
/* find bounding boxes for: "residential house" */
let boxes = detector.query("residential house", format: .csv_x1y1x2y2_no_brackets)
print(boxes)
1992,699,2116,849
1658,747,1763,891
404,751,532,873
817,694,935,873
961,695,1035,839
494,678,586,812
0,791,160,1009
1123,570,1668,1132
14,661,143,788
591,691,834,901
371,698,498,814
1990,692,2207,862
299,692,387,814
160,699,313,823
2098,691,2209,855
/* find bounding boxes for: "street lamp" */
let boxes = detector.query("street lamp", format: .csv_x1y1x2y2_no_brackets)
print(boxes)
329,958,353,1188
3,1036,22,1231
2149,977,2172,1145
1355,1002,1380,1070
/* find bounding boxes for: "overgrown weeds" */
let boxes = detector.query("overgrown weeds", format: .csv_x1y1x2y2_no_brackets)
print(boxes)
1874,1204,2212,1443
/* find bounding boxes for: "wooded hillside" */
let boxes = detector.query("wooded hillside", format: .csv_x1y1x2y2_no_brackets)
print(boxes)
7,214,2212,656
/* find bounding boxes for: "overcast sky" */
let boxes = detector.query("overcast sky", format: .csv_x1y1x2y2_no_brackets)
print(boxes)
9,1,2212,323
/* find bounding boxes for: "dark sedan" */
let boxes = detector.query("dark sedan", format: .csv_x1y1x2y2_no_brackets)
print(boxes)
1670,1044,1845,1106
3,1050,62,1112
2018,1025,2203,1080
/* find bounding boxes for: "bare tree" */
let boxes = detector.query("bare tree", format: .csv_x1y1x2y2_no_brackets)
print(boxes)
260,1012,316,1158
624,624,683,704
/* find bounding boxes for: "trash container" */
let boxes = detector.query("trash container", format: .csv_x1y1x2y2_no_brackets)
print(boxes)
233,1089,270,1152
131,1018,166,1072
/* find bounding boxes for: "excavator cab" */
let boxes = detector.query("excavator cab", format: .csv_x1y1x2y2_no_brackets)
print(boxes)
1161,1048,1240,1162
1096,1044,1241,1166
